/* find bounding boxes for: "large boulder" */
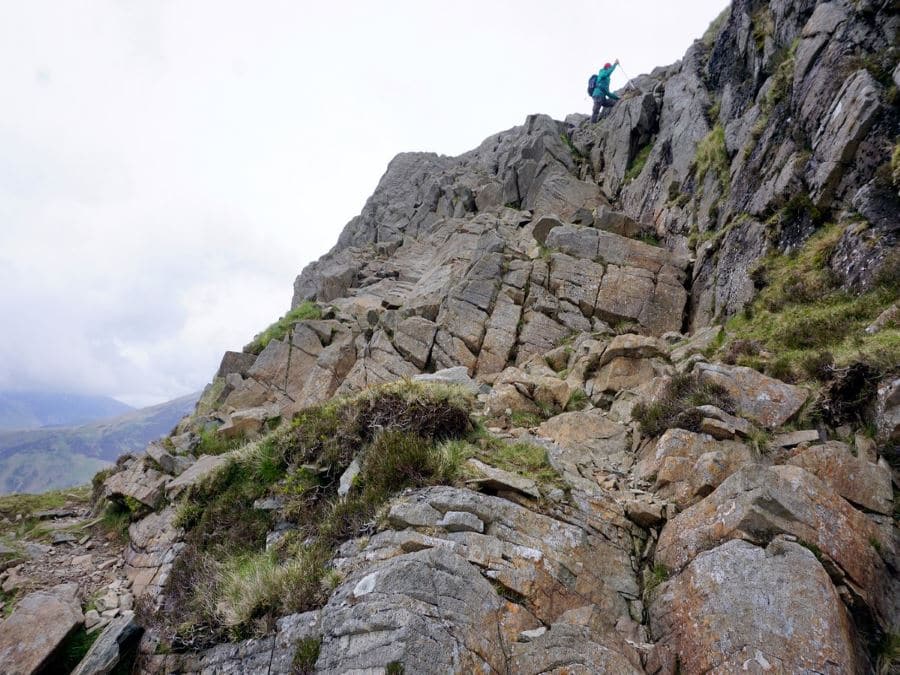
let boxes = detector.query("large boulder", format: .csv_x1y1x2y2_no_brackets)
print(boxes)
786,441,893,515
103,461,170,510
538,410,631,475
316,547,511,673
655,464,894,623
0,583,83,675
649,540,863,674
694,362,808,428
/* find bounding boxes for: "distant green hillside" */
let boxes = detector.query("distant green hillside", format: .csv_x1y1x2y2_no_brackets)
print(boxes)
0,392,199,494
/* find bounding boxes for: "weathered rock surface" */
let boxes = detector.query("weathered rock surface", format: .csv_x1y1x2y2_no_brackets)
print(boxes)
694,362,808,427
318,486,643,672
0,583,83,675
636,428,757,507
61,2,900,672
103,460,169,509
786,441,893,515
649,540,863,674
71,614,141,675
655,464,894,622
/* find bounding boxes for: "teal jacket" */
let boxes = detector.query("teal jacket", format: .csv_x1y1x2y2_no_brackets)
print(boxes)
592,63,619,98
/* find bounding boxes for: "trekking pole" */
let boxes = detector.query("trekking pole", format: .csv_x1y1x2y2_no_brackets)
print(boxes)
618,63,638,91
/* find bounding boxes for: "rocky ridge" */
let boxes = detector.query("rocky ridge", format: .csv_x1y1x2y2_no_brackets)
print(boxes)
1,0,898,673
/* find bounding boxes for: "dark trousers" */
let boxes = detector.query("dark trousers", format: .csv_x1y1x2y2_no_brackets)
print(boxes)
591,95,617,123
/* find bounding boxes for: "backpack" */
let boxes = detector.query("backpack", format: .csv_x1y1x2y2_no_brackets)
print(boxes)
587,74,598,96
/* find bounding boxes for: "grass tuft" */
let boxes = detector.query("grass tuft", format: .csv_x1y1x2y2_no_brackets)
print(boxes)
147,380,473,649
245,301,322,355
633,373,735,438
693,124,728,192
624,138,655,184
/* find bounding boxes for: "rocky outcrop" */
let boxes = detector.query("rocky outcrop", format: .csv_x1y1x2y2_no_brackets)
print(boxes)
3,1,893,673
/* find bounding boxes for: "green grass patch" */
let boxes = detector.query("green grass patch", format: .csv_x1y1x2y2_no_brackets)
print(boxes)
725,224,899,371
445,431,564,490
245,301,322,355
54,626,100,672
693,124,728,192
148,380,474,649
624,138,655,184
195,427,244,457
875,631,900,675
0,486,91,538
751,7,774,50
892,142,900,191
509,411,545,428
644,562,669,593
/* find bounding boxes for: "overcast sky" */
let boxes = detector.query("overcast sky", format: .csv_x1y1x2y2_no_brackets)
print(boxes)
0,0,728,407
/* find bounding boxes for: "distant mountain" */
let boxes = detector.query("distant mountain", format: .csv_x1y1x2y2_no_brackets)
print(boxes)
0,392,199,494
0,391,134,430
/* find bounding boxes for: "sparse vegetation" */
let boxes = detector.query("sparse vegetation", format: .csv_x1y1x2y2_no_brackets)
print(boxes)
624,138,655,183
693,124,729,192
721,224,898,427
245,301,322,355
748,41,797,147
195,426,244,457
645,562,669,593
565,388,589,412
892,141,900,191
875,631,900,675
702,6,731,48
293,637,322,674
509,410,544,428
632,372,735,437
147,380,474,649
55,627,101,672
751,7,774,51
0,486,91,539
99,501,134,543
726,224,898,372
445,431,563,491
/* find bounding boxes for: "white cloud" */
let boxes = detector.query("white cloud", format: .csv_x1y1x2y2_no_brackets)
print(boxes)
0,0,728,405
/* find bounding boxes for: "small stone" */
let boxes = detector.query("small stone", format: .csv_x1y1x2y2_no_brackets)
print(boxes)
119,593,134,611
96,591,120,612
101,608,120,619
854,433,877,463
518,627,548,642
72,554,93,567
699,417,736,440
24,542,51,558
50,532,78,545
437,511,484,533
771,430,821,448
253,496,285,511
625,499,665,528
84,609,101,629
338,459,361,497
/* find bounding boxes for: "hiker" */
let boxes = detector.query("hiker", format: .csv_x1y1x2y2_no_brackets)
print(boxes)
590,59,620,123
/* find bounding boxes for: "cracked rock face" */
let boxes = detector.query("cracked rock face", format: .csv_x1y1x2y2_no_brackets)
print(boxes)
649,539,864,674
